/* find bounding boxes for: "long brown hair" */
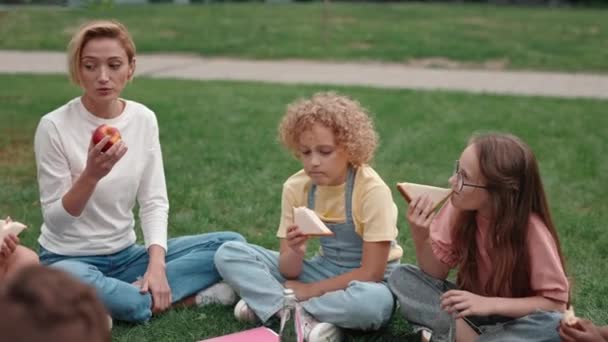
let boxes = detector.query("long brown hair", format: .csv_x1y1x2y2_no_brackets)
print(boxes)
452,133,567,298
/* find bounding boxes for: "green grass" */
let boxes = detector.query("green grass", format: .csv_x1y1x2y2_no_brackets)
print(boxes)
1,74,607,341
1,3,608,72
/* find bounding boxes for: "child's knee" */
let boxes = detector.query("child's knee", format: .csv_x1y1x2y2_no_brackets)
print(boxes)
354,303,393,330
343,282,394,330
222,232,246,243
4,247,39,279
388,264,419,294
13,246,39,267
214,240,249,268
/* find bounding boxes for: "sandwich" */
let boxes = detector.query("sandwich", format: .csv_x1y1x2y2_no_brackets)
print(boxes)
396,182,453,211
0,218,27,241
293,207,334,237
562,306,579,327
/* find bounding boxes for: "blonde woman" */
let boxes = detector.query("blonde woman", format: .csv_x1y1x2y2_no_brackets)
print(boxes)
34,20,244,323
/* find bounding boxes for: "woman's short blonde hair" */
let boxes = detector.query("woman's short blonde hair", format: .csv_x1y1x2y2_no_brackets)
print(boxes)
67,20,136,85
278,92,378,166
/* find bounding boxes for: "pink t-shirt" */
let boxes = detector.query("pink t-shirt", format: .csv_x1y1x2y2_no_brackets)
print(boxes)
430,201,569,303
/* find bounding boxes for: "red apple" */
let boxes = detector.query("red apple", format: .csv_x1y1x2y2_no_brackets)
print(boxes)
92,124,121,152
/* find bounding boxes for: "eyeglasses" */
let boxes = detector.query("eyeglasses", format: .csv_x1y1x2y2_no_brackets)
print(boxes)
453,160,489,193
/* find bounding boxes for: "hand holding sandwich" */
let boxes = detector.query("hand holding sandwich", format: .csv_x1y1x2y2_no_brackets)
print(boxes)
285,225,308,257
0,235,19,266
407,195,437,241
406,197,451,280
283,222,324,300
0,218,20,267
559,319,608,342
279,225,309,279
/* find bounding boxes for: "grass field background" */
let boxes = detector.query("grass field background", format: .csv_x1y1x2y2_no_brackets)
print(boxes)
1,74,606,340
1,3,608,72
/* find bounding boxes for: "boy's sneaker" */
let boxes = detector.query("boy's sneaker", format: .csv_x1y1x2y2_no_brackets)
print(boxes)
234,299,259,323
195,282,237,306
296,304,343,342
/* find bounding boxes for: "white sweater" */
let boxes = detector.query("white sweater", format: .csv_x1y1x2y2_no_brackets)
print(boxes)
34,97,169,256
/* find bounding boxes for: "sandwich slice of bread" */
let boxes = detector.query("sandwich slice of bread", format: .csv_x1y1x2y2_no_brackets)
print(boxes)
562,306,579,327
293,207,334,237
0,218,27,241
396,182,453,211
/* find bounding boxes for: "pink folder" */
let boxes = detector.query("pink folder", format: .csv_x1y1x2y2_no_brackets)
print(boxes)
199,327,280,342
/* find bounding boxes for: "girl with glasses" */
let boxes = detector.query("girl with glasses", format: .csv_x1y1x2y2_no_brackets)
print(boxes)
389,133,569,342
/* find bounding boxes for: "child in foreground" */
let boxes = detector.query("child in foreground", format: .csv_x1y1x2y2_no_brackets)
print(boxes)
0,265,110,342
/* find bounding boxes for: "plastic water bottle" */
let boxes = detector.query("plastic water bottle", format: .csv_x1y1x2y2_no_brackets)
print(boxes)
279,288,301,342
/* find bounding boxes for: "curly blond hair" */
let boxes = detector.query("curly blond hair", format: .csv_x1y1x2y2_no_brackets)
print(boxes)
278,92,378,166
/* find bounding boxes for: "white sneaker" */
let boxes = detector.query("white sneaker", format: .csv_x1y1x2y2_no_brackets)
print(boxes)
296,304,342,342
233,299,259,323
195,282,237,306
107,315,113,330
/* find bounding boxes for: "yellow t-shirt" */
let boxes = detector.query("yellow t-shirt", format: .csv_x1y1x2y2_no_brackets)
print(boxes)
276,165,403,262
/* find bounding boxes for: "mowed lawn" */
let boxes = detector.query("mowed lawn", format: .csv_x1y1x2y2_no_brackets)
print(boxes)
1,3,608,72
1,74,607,341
